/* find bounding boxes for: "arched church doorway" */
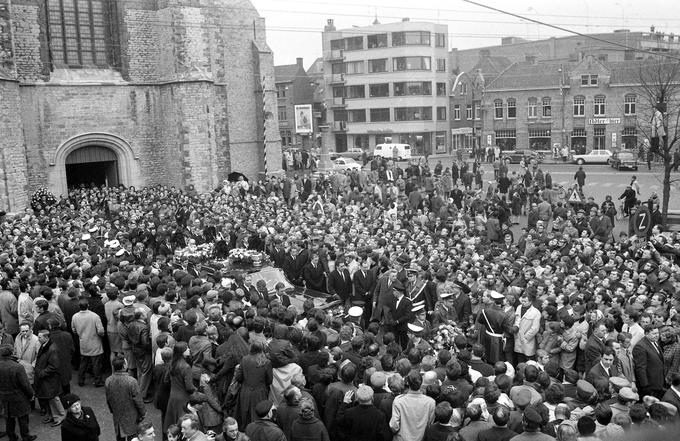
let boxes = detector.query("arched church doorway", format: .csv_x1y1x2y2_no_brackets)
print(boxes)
65,145,119,189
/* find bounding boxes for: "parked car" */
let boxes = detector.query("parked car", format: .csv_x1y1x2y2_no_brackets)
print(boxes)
501,149,545,164
332,157,361,171
571,149,613,165
330,148,365,161
609,151,639,171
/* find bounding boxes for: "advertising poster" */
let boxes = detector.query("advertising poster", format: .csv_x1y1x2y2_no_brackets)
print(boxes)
294,104,313,134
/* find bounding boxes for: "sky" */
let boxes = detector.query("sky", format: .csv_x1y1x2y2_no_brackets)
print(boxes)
249,0,680,69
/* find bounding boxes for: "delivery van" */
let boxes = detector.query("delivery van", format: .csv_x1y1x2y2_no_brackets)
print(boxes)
373,143,412,161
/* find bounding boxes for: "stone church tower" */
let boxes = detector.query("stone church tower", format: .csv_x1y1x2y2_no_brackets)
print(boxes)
0,0,282,212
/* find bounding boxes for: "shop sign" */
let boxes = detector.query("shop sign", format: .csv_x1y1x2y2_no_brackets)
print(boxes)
588,117,621,124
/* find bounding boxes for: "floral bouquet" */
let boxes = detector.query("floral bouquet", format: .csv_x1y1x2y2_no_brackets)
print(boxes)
430,323,463,352
229,248,255,264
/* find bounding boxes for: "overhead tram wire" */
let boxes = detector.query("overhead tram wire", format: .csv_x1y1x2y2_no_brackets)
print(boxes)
262,0,680,24
462,0,680,63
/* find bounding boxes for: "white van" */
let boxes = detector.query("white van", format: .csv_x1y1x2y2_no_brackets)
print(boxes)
373,143,412,160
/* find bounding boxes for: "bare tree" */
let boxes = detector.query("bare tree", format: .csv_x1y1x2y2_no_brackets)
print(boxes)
636,58,680,225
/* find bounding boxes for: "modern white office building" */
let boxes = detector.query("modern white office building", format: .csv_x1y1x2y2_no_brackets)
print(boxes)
321,19,450,156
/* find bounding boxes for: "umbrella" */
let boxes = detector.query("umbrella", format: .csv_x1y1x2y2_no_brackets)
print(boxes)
227,172,249,182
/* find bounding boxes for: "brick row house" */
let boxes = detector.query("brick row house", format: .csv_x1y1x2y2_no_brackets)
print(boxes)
452,54,665,155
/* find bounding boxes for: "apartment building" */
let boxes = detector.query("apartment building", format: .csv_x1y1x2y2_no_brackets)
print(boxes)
321,18,450,156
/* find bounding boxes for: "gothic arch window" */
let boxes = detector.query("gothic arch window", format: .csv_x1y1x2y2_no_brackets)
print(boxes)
46,0,117,68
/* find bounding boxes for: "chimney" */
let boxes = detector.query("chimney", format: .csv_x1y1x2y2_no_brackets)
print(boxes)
296,57,304,68
325,19,336,31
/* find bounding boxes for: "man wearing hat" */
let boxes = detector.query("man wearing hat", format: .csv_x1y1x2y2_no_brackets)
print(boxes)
0,344,37,441
510,405,553,441
388,279,414,349
244,400,285,441
411,304,431,338
406,323,431,354
477,290,513,365
610,386,639,419
431,290,457,327
346,306,365,335
572,379,597,409
405,269,428,312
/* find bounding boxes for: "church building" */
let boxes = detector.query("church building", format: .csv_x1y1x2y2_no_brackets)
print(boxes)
0,0,282,212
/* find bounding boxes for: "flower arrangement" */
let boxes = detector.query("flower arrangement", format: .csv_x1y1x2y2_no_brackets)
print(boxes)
229,248,258,264
175,242,214,260
431,323,463,352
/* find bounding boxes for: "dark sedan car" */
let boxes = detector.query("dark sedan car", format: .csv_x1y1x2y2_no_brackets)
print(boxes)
501,149,545,164
610,151,639,171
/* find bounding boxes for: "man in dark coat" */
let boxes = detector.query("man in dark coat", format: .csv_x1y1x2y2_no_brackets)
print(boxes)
127,308,153,401
633,325,666,399
371,269,397,323
352,259,375,303
452,285,472,327
583,322,607,374
0,344,36,441
35,328,65,426
585,348,620,385
48,317,75,395
337,384,391,441
302,253,326,292
244,400,286,441
327,260,353,305
389,280,414,349
477,291,514,364
105,355,146,441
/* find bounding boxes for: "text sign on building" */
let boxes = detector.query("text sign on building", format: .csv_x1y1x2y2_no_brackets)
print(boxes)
294,104,313,134
588,117,621,125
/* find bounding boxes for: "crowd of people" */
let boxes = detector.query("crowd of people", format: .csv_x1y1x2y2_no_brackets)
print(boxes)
0,155,679,441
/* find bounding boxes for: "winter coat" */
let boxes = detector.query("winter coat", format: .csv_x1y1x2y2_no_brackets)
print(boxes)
163,361,195,432
14,332,40,383
0,290,19,335
513,305,541,356
60,406,101,441
34,339,62,399
71,310,105,356
105,372,145,438
337,403,392,441
289,412,330,441
245,419,286,441
235,355,273,428
199,380,223,430
0,355,34,417
50,329,75,387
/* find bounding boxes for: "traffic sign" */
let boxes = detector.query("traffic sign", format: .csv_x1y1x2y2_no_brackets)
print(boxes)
633,206,652,236
568,190,582,203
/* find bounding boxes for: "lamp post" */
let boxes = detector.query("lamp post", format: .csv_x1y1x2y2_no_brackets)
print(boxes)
452,70,485,160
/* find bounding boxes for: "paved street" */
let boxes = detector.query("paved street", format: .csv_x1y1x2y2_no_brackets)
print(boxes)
411,155,680,211
506,163,680,211
24,375,162,441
